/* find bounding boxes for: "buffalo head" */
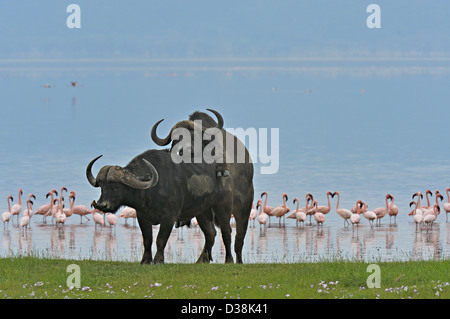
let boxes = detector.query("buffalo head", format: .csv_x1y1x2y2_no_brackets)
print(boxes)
86,155,159,212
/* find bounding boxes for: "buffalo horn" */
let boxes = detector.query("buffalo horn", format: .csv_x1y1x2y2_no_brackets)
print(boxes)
120,159,159,190
205,108,224,129
86,155,103,187
150,109,224,146
150,119,169,146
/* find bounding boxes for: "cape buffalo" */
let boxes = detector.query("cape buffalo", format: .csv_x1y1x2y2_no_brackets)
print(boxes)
87,149,234,264
151,109,254,264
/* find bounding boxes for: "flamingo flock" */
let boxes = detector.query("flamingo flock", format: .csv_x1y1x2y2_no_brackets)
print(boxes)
1,187,137,234
3,187,450,235
253,189,450,232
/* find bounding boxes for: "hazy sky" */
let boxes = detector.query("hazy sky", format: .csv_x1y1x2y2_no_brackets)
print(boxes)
1,1,449,59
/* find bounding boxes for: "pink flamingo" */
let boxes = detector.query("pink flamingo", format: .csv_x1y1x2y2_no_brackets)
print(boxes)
49,198,61,224
2,195,14,229
352,201,368,214
296,205,307,227
313,200,325,227
287,197,301,223
435,190,443,215
270,193,290,226
444,188,450,221
363,209,377,228
409,200,424,230
306,195,319,224
59,186,68,213
22,194,36,217
120,206,137,226
11,188,23,224
260,192,275,216
409,192,424,216
106,213,117,229
423,204,440,230
92,210,105,229
34,189,58,222
317,191,333,214
249,203,258,226
373,194,391,225
387,194,399,224
288,194,312,226
287,193,312,219
333,191,352,227
350,200,363,228
20,199,33,233
55,209,67,227
191,216,199,227
69,191,92,223
423,192,443,216
256,199,269,228
421,190,433,210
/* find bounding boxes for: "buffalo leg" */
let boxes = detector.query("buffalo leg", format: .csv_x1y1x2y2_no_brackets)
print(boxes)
234,208,250,264
196,213,216,263
234,194,253,264
137,214,153,264
213,206,234,264
153,221,174,264
221,222,234,263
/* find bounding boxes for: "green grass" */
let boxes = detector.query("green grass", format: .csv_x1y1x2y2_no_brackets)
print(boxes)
0,257,449,299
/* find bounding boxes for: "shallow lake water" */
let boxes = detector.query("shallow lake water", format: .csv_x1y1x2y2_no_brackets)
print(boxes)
2,209,450,263
1,59,450,263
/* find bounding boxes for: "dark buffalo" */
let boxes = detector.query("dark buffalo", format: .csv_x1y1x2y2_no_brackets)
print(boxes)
151,109,254,264
87,149,234,264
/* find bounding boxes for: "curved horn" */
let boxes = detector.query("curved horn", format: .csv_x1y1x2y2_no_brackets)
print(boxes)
120,159,159,190
151,119,172,146
151,109,223,146
206,109,224,129
151,119,199,146
86,155,103,187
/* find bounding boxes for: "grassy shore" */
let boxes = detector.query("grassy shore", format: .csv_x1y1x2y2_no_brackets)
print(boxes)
0,257,449,299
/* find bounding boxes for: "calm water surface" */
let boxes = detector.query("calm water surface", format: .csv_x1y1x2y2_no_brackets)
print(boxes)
1,60,449,263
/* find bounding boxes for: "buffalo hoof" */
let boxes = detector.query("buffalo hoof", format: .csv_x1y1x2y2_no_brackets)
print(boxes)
153,253,165,264
140,258,152,265
225,256,234,264
196,253,212,263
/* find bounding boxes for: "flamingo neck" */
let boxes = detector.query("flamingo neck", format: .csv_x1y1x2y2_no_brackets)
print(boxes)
327,193,331,209
69,197,74,212
335,193,340,211
263,193,268,209
50,193,55,210
435,193,443,206
426,192,432,207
